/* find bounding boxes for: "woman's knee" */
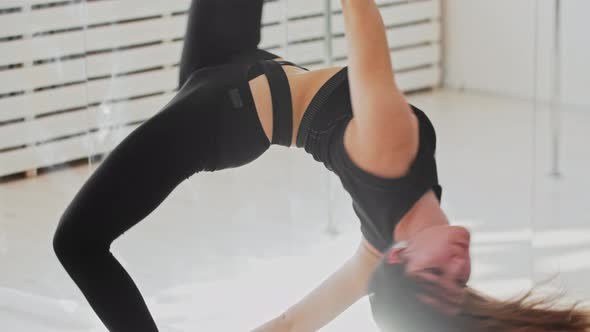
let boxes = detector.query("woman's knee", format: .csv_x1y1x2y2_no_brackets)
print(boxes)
52,221,79,269
52,213,109,269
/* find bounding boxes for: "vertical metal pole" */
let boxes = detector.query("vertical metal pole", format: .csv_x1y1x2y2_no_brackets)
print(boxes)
550,0,562,178
79,0,93,170
283,0,289,57
282,0,293,252
23,3,37,177
530,0,540,289
324,0,339,235
324,0,333,66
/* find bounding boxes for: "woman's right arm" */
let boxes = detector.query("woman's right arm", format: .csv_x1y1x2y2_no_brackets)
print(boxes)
251,238,382,332
340,0,419,177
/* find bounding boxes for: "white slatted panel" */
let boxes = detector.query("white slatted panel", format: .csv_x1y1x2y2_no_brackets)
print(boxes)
0,0,441,177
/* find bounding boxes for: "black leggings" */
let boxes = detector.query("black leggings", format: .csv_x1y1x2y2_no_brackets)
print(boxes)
53,1,276,331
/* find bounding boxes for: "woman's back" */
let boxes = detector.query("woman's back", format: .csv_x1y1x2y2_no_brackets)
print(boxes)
247,60,346,146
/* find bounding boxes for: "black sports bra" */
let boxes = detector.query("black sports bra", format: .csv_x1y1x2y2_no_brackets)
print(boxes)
296,66,443,252
230,54,443,252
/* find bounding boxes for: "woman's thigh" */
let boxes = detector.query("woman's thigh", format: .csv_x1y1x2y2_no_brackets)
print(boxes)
179,0,270,87
56,70,270,245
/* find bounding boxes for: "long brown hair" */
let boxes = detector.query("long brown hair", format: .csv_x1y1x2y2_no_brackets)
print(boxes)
369,261,590,332
461,282,590,332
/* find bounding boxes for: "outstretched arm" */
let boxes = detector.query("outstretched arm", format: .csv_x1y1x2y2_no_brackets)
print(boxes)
340,0,419,178
253,238,382,332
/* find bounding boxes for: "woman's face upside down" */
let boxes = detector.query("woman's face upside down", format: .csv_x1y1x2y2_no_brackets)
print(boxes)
390,225,472,315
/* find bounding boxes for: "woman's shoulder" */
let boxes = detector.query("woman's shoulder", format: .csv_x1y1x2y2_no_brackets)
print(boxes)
342,110,420,180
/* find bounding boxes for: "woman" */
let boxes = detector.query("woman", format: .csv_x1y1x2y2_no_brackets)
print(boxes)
53,0,590,331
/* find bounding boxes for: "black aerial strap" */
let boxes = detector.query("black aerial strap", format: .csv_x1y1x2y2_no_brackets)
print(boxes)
255,59,293,147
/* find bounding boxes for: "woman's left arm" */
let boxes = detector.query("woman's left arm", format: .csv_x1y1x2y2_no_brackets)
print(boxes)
253,239,382,332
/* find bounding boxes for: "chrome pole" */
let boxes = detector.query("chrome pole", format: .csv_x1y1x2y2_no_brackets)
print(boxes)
324,0,339,235
550,0,562,178
324,0,333,66
283,0,289,57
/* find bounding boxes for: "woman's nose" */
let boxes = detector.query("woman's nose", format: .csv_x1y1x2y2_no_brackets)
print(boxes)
448,256,466,277
452,226,471,245
449,252,471,284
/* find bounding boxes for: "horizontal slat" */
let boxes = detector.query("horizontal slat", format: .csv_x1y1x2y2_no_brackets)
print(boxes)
0,14,187,67
0,29,86,67
260,24,287,49
0,93,173,150
332,21,440,58
0,59,86,95
2,1,76,7
284,0,324,18
277,21,440,65
331,0,439,12
280,0,441,43
85,43,183,78
287,42,325,64
262,0,284,24
0,67,177,122
330,48,441,90
0,85,87,123
310,64,441,91
0,1,24,9
0,44,180,96
81,0,189,26
0,7,30,39
287,15,325,41
0,42,183,94
85,67,177,104
0,1,189,38
390,44,441,69
396,66,441,91
0,122,140,177
84,15,186,53
265,0,417,22
385,21,441,47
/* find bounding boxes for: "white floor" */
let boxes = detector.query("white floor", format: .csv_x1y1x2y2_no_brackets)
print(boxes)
1,89,589,331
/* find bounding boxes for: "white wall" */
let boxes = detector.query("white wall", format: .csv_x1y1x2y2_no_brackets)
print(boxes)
443,0,590,108
560,0,590,107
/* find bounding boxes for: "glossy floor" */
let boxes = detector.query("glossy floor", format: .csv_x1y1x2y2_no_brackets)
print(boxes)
1,89,589,331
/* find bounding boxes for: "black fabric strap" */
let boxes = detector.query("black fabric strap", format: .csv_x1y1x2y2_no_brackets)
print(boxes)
274,60,310,72
256,59,293,147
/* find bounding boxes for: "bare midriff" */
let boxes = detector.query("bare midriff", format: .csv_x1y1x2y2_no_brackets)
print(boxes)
248,58,345,147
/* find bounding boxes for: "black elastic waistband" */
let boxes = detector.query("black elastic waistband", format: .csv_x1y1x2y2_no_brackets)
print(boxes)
296,67,348,148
